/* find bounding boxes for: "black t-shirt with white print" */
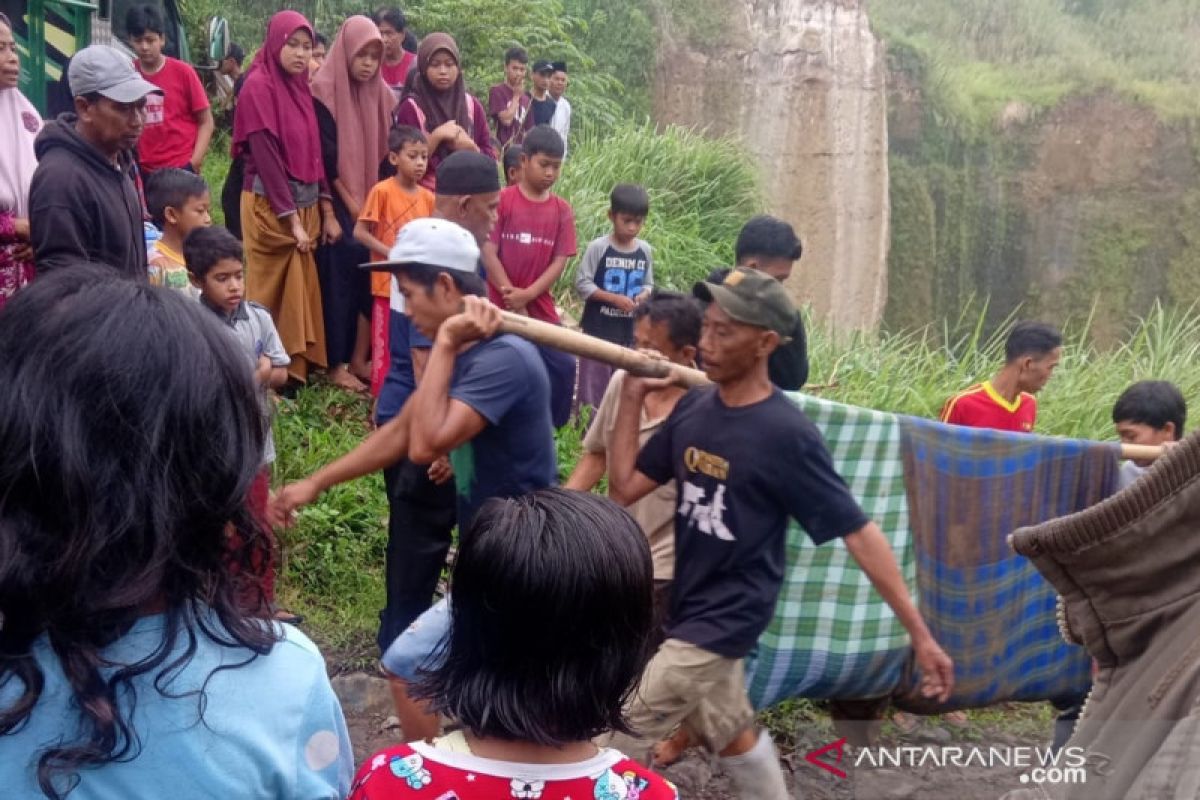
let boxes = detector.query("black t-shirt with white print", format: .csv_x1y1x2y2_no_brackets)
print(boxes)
636,385,868,659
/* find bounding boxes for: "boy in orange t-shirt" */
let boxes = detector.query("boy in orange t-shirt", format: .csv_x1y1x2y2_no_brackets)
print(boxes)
354,126,435,395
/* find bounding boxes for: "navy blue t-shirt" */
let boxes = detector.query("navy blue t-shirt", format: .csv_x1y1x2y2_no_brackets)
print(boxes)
376,311,433,426
448,334,558,526
636,385,868,658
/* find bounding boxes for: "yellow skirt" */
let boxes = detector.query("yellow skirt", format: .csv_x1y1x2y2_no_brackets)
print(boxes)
240,192,327,382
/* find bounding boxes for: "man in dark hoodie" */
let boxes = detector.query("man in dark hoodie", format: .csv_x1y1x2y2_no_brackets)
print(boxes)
29,45,161,279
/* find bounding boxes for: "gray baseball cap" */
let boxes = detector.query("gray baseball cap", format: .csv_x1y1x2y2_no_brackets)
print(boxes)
68,45,163,103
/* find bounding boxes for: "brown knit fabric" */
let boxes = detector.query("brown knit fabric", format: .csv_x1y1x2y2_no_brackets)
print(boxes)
1003,430,1200,799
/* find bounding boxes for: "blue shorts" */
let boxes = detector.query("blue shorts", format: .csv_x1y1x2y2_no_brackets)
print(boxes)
380,597,450,680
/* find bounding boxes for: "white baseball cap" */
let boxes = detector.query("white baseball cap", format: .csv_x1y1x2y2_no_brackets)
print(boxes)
362,217,480,273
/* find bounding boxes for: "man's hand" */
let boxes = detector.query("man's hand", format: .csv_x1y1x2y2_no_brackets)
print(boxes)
428,456,454,485
190,157,205,173
270,478,322,528
611,295,637,313
621,349,683,398
437,295,502,349
914,637,955,703
13,218,30,241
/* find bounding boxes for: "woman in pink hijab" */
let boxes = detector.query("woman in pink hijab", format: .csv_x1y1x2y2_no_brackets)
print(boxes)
0,12,39,309
311,15,396,393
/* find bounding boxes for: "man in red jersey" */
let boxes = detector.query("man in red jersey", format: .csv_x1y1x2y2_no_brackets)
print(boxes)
940,321,1063,432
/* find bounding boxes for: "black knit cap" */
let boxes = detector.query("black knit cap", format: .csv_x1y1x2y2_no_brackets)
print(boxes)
435,151,501,196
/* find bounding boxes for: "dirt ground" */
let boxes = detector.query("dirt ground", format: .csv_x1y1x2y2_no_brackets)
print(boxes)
344,698,1064,799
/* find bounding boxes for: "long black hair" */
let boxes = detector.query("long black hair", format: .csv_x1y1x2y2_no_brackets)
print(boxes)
413,488,655,745
0,268,279,798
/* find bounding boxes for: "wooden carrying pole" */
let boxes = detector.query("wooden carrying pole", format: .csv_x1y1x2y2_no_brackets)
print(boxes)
497,311,1166,462
498,310,710,387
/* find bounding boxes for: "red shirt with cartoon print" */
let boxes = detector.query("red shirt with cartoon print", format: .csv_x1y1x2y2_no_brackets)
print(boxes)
349,740,678,800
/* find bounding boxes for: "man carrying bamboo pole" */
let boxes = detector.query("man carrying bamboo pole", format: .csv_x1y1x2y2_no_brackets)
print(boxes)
602,267,955,800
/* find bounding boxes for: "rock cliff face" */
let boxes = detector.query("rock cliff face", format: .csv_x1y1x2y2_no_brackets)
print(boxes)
653,0,890,334
885,52,1200,343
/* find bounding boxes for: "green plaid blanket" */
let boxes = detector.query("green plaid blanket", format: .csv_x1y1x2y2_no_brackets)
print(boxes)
745,393,914,707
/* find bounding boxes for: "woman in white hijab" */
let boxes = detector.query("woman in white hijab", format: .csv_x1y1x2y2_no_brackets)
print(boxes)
0,12,39,308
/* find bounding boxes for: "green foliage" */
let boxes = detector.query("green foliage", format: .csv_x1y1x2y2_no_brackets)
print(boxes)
872,0,1200,132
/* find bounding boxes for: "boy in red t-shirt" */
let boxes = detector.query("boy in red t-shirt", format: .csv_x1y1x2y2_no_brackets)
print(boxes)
126,4,213,175
354,126,435,396
482,125,577,324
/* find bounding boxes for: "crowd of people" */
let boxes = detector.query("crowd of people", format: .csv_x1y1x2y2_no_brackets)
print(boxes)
0,4,1192,799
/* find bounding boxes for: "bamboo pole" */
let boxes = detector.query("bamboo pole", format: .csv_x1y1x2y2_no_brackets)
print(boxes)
497,311,1166,462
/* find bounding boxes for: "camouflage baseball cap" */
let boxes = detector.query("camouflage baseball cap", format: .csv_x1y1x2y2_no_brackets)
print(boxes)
693,267,798,340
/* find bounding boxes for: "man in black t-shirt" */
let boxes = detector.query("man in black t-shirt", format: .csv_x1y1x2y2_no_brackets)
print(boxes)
605,268,954,800
706,214,810,390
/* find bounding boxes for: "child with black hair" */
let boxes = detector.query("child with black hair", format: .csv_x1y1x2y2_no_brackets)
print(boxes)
567,293,700,640
488,47,532,149
185,226,292,617
0,268,351,798
1114,380,1187,488
503,143,524,186
355,125,436,396
482,125,576,324
574,183,654,409
482,125,578,426
146,167,210,296
348,489,677,799
375,7,416,87
125,3,213,174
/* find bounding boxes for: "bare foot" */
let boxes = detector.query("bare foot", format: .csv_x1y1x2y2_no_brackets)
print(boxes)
892,710,921,734
349,359,373,383
329,364,367,393
941,709,970,728
652,728,691,767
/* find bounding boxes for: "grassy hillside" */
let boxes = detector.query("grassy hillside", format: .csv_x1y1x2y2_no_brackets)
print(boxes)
872,0,1200,133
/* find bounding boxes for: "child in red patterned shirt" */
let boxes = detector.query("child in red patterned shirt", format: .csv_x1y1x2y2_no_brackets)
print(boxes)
349,489,678,800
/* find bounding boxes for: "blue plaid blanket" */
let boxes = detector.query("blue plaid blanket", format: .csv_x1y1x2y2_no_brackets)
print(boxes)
745,394,1117,711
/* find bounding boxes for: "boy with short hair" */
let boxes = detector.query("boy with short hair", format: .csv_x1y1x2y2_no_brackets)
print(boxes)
375,7,416,88
941,321,1063,432
482,125,576,323
125,3,213,174
1113,380,1187,489
482,125,577,425
566,292,701,636
574,183,654,409
488,47,532,150
146,167,211,297
706,215,809,390
529,60,557,126
184,225,290,611
354,125,436,396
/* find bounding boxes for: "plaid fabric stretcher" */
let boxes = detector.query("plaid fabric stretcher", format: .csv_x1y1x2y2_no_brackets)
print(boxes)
744,393,1118,712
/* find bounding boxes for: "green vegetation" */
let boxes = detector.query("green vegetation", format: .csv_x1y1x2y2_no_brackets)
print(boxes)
872,0,1200,133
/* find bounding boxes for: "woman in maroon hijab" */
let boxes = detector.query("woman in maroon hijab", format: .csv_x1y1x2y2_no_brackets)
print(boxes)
234,10,337,383
394,33,495,191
